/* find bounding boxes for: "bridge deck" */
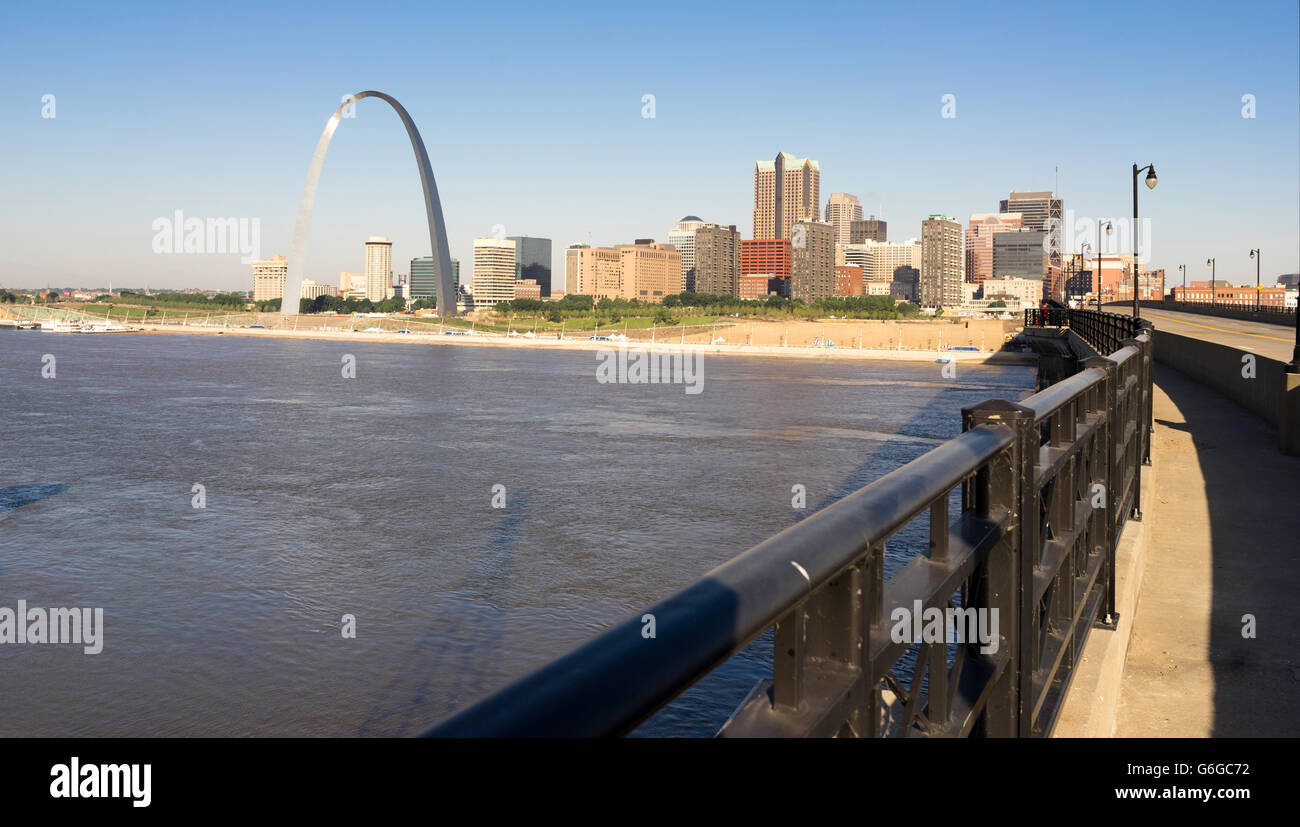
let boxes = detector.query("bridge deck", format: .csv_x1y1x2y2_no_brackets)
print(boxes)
1134,307,1295,362
1115,364,1300,736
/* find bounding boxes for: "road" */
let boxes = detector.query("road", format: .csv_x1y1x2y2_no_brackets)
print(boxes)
1111,305,1297,362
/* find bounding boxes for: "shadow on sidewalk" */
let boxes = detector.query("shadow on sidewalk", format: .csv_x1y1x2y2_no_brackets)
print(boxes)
1152,364,1300,736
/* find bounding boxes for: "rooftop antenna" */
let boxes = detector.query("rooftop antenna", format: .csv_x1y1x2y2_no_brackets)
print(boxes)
1055,166,1059,196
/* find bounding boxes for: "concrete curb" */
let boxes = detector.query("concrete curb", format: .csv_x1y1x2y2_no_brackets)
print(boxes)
1051,460,1154,738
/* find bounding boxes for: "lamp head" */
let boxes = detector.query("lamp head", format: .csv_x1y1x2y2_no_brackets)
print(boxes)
1144,166,1158,189
1206,258,1213,267
1249,250,1256,260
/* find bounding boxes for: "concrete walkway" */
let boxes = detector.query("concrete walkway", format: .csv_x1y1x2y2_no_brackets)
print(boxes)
1114,365,1300,736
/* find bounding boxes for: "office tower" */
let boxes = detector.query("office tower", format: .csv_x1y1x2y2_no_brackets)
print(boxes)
250,254,287,302
667,216,706,292
789,220,834,301
851,239,921,287
1000,191,1064,298
740,239,792,298
965,212,1024,285
299,280,335,300
825,193,863,247
754,151,820,241
410,256,460,300
564,244,589,295
507,236,552,297
615,240,681,303
565,245,621,300
920,215,964,308
982,277,1043,307
841,242,874,278
692,223,741,296
991,230,1048,286
471,237,517,308
849,217,888,244
364,237,393,302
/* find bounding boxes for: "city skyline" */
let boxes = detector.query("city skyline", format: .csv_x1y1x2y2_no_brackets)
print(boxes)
2,0,1297,292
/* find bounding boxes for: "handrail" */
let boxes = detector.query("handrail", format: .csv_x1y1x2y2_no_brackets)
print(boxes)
425,309,1155,738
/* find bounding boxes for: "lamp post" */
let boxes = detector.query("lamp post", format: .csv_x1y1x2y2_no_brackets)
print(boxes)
1131,163,1157,317
1080,242,1092,309
1206,258,1216,307
1096,221,1112,311
1178,263,1186,302
1249,249,1260,311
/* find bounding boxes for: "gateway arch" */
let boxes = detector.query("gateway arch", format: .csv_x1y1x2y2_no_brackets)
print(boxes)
281,91,456,317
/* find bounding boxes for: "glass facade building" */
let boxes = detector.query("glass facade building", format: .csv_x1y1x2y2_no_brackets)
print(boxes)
507,236,553,297
409,256,459,300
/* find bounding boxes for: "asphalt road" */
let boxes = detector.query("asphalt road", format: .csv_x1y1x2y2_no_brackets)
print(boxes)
1112,305,1297,362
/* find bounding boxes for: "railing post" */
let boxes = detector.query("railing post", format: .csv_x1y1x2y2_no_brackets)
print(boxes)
1121,336,1144,521
1082,354,1120,629
961,399,1035,737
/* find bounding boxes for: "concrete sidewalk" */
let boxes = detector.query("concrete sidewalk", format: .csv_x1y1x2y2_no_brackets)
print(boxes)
1114,365,1300,736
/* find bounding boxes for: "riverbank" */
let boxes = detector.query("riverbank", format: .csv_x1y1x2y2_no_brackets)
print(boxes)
103,320,1034,364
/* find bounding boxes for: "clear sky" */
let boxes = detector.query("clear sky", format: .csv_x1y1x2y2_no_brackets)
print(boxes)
2,0,1297,291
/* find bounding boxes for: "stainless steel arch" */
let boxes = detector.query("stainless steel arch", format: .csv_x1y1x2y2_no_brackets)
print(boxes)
281,91,456,317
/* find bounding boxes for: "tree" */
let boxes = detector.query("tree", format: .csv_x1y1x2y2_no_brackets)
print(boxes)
989,300,1007,308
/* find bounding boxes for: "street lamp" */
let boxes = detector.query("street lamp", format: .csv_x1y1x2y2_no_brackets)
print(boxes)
1080,242,1092,310
1096,221,1112,311
1206,258,1216,307
1131,163,1157,318
1177,264,1186,301
1249,249,1261,311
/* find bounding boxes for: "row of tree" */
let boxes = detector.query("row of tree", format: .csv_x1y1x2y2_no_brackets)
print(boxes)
488,292,920,321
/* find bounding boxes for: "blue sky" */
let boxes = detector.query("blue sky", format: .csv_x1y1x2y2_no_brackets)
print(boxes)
1,0,1297,291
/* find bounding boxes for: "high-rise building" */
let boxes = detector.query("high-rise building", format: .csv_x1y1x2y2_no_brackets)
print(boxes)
789,220,834,301
616,240,681,303
824,193,863,247
740,239,792,298
299,280,335,300
992,230,1048,285
508,236,552,297
849,217,887,244
692,224,741,296
1000,191,1064,299
471,237,517,308
982,276,1043,307
364,237,393,302
841,243,874,277
965,212,1024,285
921,215,964,308
565,244,621,300
410,256,460,301
251,254,288,302
564,241,681,303
667,216,706,292
855,239,921,287
754,151,820,241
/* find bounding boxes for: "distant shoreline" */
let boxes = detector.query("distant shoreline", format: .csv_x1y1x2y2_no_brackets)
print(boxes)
58,321,1035,365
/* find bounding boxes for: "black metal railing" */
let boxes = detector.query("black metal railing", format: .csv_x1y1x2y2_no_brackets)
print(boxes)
425,311,1153,738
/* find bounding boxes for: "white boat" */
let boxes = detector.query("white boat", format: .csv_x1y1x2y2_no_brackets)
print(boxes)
45,320,83,333
79,321,128,333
